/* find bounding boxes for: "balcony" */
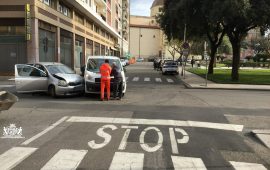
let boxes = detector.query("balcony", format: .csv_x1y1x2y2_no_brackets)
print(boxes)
94,0,106,8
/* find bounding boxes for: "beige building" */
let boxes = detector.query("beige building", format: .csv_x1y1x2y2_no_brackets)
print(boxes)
0,0,129,75
129,0,179,61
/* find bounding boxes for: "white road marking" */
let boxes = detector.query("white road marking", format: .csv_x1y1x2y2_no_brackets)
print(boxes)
67,116,244,132
21,116,68,145
109,152,144,170
132,77,139,81
144,77,150,82
0,85,15,88
88,125,117,149
167,79,174,83
41,149,87,170
0,147,37,170
229,161,267,170
8,78,15,81
169,128,189,154
171,156,207,170
119,126,138,150
155,78,162,82
140,127,163,152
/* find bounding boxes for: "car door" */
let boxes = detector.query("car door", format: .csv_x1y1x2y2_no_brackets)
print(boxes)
15,64,48,93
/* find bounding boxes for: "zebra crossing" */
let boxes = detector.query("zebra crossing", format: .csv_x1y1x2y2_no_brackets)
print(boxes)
126,76,176,83
0,146,267,170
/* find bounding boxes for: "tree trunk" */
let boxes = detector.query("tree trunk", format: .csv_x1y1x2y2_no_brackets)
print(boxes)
231,41,241,81
208,45,217,74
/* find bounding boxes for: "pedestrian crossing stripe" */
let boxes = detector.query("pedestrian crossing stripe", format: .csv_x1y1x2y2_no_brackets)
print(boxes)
0,147,37,170
126,77,175,83
0,147,267,170
41,149,88,170
229,161,267,170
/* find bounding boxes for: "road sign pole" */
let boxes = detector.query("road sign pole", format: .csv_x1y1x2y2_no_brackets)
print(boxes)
204,41,208,87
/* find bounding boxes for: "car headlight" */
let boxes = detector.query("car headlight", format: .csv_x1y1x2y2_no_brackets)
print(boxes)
58,80,68,87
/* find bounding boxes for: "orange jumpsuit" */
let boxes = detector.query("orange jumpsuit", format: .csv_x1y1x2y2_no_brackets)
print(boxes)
99,63,112,100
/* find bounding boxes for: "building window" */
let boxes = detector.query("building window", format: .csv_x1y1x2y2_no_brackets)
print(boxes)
40,0,56,9
59,2,71,18
86,20,93,30
94,25,99,34
115,20,118,31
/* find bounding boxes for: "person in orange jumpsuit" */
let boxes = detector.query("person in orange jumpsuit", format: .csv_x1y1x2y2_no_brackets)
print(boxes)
99,59,112,101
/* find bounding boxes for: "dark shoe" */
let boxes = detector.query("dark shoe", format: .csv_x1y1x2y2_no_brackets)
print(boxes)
100,98,104,101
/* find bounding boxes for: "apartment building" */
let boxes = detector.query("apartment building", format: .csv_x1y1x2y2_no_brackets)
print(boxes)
0,0,129,75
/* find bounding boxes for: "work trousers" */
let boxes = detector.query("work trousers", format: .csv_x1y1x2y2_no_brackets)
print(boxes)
100,79,111,100
113,78,123,98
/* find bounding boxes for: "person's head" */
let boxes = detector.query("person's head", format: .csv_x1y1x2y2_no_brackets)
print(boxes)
105,59,109,63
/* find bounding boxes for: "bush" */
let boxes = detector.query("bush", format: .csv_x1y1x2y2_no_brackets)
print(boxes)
253,54,270,62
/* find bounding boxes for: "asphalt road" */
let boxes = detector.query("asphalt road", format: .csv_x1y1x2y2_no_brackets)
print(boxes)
0,62,270,169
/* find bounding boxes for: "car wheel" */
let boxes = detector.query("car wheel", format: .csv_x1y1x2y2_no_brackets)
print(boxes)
122,93,125,97
162,71,165,75
48,85,57,98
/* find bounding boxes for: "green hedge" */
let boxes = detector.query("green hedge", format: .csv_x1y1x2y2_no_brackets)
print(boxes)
221,60,270,68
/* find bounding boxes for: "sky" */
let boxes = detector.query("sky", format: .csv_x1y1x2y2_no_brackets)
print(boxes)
130,0,155,16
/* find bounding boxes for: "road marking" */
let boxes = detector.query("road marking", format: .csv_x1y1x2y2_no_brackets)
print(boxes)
144,77,150,82
140,127,163,152
169,128,189,154
109,152,144,170
8,78,15,81
155,78,162,82
21,116,69,145
167,79,174,83
171,156,207,170
119,126,139,150
41,149,87,170
229,161,267,170
0,85,15,88
67,116,243,132
132,77,139,81
0,147,37,170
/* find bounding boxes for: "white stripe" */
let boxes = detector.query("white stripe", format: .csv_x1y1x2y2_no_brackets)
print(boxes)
229,161,267,170
0,85,15,88
171,156,207,170
167,79,174,83
109,152,144,170
67,116,244,132
0,147,37,170
132,77,139,81
155,78,162,82
41,149,87,170
21,116,68,145
144,77,150,82
8,78,15,81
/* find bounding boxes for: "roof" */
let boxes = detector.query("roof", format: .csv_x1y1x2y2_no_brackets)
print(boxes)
151,0,164,8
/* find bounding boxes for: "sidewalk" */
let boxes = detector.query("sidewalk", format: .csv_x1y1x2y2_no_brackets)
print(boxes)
179,68,270,91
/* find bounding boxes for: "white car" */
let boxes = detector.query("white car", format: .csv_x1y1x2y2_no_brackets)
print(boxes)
162,61,179,75
84,56,127,96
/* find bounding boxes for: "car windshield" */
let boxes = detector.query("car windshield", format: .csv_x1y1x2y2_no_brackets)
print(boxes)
46,65,75,74
87,58,122,73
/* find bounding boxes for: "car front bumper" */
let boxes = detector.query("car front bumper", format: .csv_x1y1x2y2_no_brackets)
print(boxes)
55,84,84,96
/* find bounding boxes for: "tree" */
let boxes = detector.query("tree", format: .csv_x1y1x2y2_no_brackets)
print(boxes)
158,0,226,74
218,0,270,81
166,39,183,60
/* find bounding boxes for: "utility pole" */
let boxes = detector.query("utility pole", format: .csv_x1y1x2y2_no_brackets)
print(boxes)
139,28,141,58
121,0,124,58
204,41,208,87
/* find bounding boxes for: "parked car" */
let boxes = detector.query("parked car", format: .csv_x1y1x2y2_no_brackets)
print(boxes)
136,57,144,62
161,60,179,75
15,62,84,97
84,56,127,96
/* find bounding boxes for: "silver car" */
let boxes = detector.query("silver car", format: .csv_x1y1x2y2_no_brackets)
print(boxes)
15,62,84,97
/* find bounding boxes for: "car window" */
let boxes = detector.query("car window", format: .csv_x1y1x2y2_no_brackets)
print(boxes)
35,64,46,73
45,65,75,75
87,58,122,73
17,65,44,77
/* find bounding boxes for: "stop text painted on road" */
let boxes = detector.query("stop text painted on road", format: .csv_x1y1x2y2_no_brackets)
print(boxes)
88,125,189,153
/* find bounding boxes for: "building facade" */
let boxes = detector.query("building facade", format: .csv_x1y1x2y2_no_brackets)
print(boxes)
129,0,179,61
0,0,129,75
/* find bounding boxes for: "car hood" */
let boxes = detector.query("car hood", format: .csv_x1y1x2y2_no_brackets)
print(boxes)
54,73,83,83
